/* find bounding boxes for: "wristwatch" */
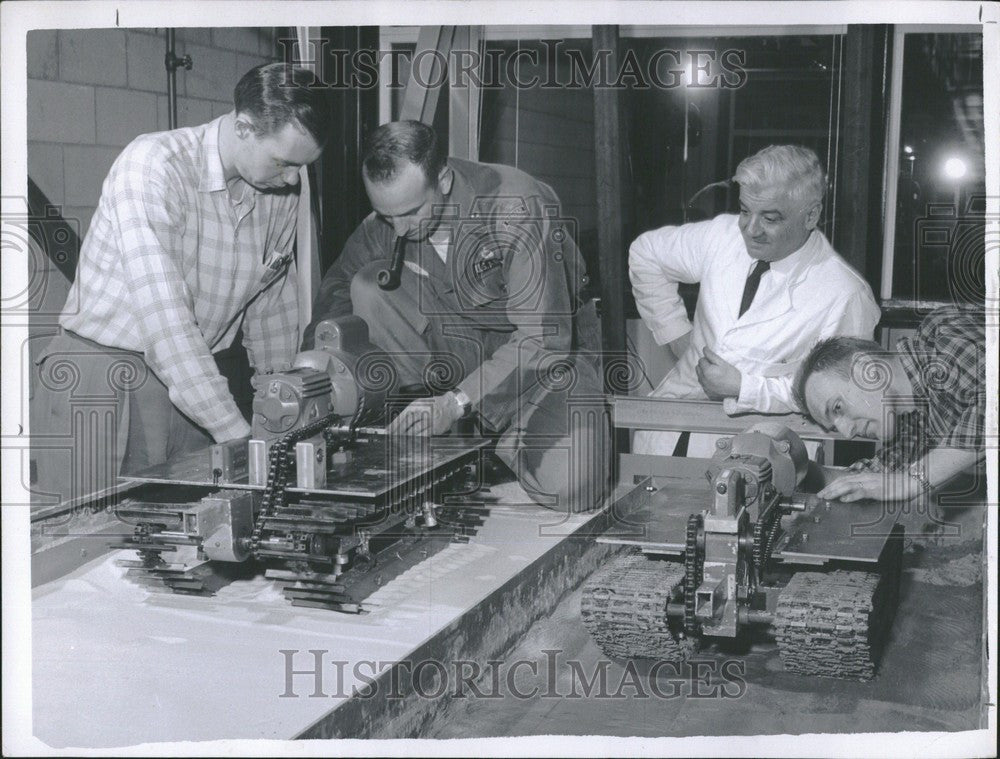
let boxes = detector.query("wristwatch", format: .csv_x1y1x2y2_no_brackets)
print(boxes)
907,461,932,495
449,389,472,418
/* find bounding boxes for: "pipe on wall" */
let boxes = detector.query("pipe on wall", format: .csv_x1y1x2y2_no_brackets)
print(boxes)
165,29,193,129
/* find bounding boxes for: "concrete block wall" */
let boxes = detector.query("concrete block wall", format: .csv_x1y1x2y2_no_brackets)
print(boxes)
27,27,279,240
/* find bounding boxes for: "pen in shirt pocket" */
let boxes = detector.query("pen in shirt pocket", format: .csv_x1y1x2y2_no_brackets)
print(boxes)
259,251,293,286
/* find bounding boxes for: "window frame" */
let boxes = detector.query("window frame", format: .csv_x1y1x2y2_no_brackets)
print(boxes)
377,25,847,125
879,23,984,308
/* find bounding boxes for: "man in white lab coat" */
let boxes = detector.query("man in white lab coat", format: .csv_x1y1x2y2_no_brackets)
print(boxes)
630,144,880,455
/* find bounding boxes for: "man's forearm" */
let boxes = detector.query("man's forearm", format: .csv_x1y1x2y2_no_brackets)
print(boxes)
921,447,983,489
723,373,797,415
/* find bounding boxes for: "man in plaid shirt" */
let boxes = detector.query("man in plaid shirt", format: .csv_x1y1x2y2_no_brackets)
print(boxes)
32,63,327,505
792,305,986,502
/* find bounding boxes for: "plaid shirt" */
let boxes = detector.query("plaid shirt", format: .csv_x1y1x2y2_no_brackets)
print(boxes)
866,305,987,471
61,116,300,441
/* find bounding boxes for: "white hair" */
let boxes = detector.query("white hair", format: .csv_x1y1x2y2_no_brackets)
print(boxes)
733,145,826,208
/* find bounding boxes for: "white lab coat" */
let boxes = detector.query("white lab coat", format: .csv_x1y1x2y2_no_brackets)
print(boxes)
630,213,880,455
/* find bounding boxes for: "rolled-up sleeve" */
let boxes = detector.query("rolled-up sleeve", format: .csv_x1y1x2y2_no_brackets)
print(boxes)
111,148,249,442
629,219,718,345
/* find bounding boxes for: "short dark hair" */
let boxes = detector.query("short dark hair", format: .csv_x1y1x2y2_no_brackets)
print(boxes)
793,335,885,415
233,63,330,145
362,120,446,185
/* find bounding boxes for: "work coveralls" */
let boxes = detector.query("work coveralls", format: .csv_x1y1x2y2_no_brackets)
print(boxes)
306,158,610,513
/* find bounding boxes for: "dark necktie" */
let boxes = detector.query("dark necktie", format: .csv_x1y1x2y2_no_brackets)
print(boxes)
738,260,770,317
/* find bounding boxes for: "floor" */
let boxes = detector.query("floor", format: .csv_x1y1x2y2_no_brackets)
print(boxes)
429,513,986,738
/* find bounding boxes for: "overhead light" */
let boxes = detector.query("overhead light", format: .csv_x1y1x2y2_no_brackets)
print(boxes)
943,156,967,180
903,145,913,155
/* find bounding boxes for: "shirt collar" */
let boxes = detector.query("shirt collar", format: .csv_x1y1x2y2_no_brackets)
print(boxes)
765,229,822,279
198,115,231,193
447,159,476,214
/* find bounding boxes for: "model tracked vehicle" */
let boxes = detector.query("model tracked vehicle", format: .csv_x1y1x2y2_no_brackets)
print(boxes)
111,316,490,612
582,424,903,680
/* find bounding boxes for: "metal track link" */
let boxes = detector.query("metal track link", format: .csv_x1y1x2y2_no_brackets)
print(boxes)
264,567,361,613
264,529,459,613
115,549,220,595
581,550,696,661
436,501,489,542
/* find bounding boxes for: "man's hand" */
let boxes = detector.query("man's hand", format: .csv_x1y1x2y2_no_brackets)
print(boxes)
666,331,692,363
695,347,741,400
386,392,463,437
818,472,920,503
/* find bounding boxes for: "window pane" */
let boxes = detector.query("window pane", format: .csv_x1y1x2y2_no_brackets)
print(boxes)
891,32,985,304
478,40,599,289
625,35,842,316
626,36,841,231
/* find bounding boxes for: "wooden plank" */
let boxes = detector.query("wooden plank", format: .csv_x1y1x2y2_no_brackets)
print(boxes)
611,395,841,440
601,464,894,564
399,26,455,124
448,26,482,160
592,25,628,363
125,436,489,499
597,476,709,554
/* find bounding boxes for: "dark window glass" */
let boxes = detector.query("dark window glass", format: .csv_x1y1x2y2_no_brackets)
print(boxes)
478,35,844,306
478,40,600,289
891,32,985,304
626,36,842,234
